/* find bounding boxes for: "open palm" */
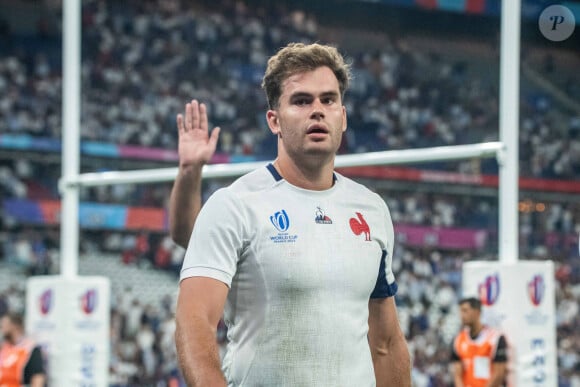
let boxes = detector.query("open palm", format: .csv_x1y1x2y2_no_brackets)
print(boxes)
176,99,221,168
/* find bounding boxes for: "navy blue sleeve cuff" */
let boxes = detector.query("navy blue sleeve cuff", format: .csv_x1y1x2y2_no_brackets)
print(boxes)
370,280,398,298
370,249,398,298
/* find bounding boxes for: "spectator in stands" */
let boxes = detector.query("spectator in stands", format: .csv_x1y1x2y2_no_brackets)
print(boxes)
0,295,7,318
0,312,46,387
451,297,508,387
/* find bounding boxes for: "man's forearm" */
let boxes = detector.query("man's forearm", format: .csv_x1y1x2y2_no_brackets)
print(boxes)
30,374,45,387
175,315,226,387
486,371,506,386
372,334,411,387
453,363,465,387
169,164,203,248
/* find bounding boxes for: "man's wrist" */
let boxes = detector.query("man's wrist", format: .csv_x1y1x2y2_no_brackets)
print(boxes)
179,162,205,175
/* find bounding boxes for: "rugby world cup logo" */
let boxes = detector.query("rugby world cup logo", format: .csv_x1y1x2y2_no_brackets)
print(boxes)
39,289,53,315
528,274,545,307
270,210,290,232
478,273,500,306
80,288,98,314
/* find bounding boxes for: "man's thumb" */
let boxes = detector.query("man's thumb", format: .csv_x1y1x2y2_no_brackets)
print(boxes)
209,127,221,148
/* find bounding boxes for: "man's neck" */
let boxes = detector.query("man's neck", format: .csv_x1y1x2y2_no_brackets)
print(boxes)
469,322,484,339
274,156,335,190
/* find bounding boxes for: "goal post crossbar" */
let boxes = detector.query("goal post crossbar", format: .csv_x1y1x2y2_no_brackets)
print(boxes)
60,141,504,188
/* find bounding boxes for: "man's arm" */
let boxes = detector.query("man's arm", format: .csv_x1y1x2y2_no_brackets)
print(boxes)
450,341,465,387
453,361,465,387
368,297,411,387
30,374,46,387
169,162,203,248
169,100,220,248
487,362,507,387
25,346,46,387
487,335,508,387
175,277,228,387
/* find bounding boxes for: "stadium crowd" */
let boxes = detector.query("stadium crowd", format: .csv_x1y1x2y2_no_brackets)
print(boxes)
0,0,579,386
1,0,578,178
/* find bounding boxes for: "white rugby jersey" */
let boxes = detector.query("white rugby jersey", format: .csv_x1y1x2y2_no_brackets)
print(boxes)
180,164,398,387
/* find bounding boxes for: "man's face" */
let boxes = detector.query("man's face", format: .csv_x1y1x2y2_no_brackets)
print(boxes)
459,303,480,327
267,66,347,161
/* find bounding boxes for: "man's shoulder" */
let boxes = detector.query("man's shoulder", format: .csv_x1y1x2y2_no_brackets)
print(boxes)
227,164,277,194
335,172,378,196
481,325,503,338
204,165,275,205
454,328,469,341
335,172,385,206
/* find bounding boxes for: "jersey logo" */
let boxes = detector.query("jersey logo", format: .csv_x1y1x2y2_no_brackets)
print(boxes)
269,209,298,244
270,209,290,232
349,212,371,241
315,206,332,224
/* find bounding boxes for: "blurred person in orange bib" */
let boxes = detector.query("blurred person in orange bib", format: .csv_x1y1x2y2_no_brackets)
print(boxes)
0,313,45,387
451,297,508,387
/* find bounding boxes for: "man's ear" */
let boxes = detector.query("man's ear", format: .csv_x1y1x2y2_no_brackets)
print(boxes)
266,110,280,135
342,105,347,132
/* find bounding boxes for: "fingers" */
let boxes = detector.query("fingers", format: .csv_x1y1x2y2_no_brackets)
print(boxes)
176,114,184,133
179,99,218,137
182,99,198,132
200,103,208,132
191,100,200,130
184,102,192,132
208,127,221,149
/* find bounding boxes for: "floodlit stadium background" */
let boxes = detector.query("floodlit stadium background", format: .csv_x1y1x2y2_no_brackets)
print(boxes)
0,0,578,385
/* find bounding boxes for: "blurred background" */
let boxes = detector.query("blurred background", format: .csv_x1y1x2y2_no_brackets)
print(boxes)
0,0,578,385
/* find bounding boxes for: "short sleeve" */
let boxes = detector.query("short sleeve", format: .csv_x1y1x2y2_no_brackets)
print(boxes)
450,339,461,362
24,346,45,383
493,335,508,363
369,196,397,298
180,188,246,287
370,249,398,298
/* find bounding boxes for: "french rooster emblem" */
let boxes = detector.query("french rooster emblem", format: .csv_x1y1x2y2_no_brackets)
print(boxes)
349,212,371,241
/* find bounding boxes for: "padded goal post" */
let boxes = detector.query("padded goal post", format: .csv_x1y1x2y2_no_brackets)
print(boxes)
462,261,557,387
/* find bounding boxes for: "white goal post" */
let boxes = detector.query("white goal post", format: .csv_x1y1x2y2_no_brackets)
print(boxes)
58,0,522,277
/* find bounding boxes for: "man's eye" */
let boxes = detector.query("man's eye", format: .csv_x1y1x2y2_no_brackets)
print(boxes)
295,99,309,106
322,98,335,105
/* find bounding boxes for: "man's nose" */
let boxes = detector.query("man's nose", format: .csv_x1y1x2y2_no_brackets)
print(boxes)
310,99,325,120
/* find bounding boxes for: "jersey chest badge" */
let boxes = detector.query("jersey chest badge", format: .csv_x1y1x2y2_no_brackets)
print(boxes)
269,209,298,244
349,212,371,241
314,206,332,224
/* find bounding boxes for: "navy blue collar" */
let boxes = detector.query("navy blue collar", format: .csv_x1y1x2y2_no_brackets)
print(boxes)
266,163,283,181
266,163,337,183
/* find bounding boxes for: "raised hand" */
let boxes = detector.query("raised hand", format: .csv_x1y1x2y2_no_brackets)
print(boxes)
170,100,220,247
176,99,221,169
